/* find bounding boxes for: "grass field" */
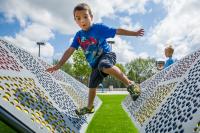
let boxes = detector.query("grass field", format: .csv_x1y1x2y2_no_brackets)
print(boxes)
86,95,138,133
0,121,16,133
0,95,138,133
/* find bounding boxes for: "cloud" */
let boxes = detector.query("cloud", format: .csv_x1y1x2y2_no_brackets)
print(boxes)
148,0,200,60
0,0,150,33
111,36,149,64
0,0,151,63
21,23,54,41
3,23,54,58
112,0,149,14
0,0,79,34
87,0,150,22
119,16,142,30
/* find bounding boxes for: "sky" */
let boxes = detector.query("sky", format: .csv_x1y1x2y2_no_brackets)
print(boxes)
0,0,200,65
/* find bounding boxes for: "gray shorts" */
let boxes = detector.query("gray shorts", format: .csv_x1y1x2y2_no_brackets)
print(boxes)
89,52,116,88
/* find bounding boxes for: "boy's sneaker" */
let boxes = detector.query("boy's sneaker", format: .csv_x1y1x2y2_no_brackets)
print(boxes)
127,83,141,101
75,105,95,115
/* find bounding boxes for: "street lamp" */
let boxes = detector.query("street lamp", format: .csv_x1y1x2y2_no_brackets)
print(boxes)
107,40,115,50
36,42,45,57
107,40,115,89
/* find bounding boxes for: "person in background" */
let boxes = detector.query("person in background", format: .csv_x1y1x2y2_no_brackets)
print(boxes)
164,45,174,68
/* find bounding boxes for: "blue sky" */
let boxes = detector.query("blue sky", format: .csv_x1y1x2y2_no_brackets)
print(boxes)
0,0,200,64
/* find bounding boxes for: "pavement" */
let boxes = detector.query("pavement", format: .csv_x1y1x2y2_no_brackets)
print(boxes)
97,91,129,95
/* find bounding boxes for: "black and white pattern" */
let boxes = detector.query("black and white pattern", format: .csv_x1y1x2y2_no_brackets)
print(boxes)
38,59,100,107
0,39,102,132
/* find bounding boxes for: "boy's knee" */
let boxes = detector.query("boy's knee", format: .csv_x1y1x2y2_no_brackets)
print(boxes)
102,67,113,73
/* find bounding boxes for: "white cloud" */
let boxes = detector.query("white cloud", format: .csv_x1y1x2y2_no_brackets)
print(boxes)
111,36,149,64
112,0,149,14
119,17,142,30
138,52,149,58
0,0,150,33
21,23,54,41
0,0,151,63
0,0,79,33
149,0,200,60
40,43,54,57
3,23,54,58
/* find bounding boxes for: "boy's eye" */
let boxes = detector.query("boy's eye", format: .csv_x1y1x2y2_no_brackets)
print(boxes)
76,18,81,21
84,16,88,19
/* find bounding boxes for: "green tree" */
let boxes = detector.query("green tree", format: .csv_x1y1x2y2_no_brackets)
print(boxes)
52,59,73,76
72,48,91,85
103,63,126,88
126,57,156,83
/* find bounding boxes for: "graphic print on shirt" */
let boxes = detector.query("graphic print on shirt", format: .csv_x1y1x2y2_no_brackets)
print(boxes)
77,36,103,67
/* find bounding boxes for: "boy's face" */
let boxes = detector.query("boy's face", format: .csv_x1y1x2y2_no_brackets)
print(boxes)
74,10,93,31
165,49,172,57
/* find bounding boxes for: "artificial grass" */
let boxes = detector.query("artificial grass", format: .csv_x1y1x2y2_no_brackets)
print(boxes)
86,95,139,133
0,120,16,133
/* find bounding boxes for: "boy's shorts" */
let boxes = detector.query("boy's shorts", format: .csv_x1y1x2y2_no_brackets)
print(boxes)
89,52,116,88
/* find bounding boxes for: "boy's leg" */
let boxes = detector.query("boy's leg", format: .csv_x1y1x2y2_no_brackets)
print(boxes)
75,69,102,115
102,65,141,101
75,89,96,115
88,88,97,109
102,65,131,86
97,52,140,101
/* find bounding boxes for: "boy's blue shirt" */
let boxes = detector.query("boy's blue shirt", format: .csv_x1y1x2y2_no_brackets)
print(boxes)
70,23,116,68
164,57,174,68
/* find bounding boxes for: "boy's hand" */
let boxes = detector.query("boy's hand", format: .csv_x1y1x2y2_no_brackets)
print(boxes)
135,29,144,36
46,65,60,73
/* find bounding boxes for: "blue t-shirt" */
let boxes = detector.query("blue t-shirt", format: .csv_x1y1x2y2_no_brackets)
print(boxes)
70,23,116,68
164,57,174,68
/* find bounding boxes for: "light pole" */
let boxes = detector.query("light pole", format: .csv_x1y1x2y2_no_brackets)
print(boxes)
36,42,45,57
107,40,115,90
107,40,115,50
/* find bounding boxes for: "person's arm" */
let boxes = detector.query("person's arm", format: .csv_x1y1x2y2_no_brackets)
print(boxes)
116,28,144,36
46,47,76,73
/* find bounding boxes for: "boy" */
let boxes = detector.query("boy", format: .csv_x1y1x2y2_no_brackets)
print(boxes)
46,3,144,115
164,45,174,68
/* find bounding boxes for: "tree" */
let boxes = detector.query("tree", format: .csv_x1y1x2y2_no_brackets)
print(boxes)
103,63,126,88
52,59,73,76
72,48,91,85
126,57,156,83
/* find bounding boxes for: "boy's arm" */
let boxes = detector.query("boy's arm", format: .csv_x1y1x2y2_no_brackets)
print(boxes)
116,28,144,36
46,47,76,73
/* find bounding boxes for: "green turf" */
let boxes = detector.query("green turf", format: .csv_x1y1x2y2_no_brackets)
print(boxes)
86,95,139,133
0,121,16,133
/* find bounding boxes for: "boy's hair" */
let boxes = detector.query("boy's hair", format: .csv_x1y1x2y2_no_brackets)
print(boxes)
165,45,174,56
73,3,92,18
